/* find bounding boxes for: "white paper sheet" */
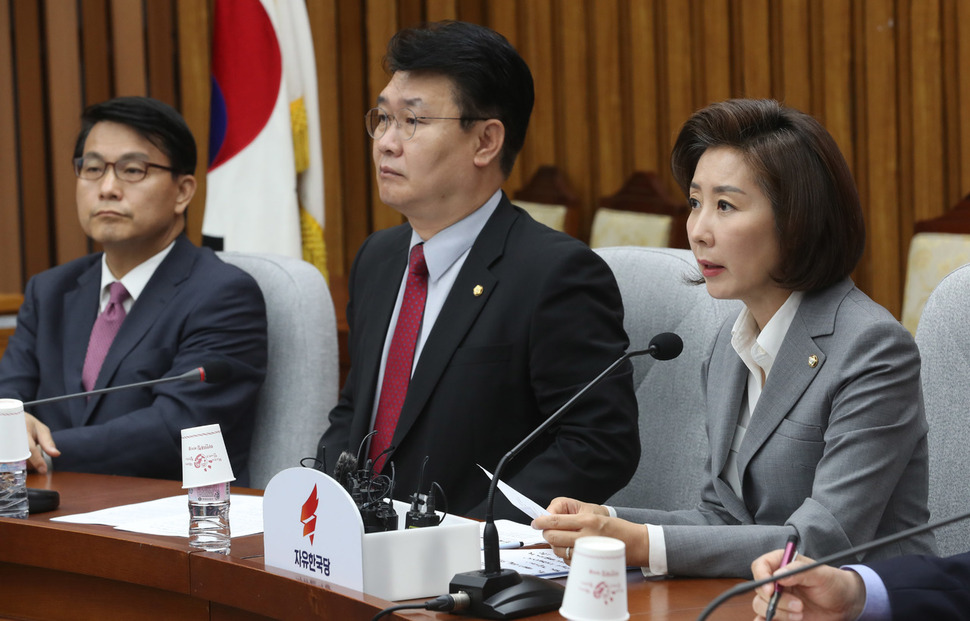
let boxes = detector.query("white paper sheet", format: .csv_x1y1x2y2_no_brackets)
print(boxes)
51,493,264,538
478,465,550,520
480,519,548,549
494,548,570,578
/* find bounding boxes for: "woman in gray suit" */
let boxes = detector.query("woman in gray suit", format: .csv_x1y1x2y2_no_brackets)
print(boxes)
534,99,935,578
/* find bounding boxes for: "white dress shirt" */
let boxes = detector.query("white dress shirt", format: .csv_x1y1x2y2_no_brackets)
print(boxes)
96,240,176,313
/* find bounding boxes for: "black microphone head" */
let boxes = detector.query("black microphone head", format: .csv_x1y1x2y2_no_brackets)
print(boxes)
648,332,683,361
333,451,357,488
200,360,233,384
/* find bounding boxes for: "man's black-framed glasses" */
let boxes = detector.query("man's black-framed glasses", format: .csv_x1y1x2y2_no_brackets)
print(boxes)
73,155,176,183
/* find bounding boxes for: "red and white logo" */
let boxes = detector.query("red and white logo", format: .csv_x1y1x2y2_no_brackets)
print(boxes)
301,484,319,544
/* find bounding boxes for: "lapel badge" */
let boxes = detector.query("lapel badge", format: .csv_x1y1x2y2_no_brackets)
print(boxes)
808,354,819,368
473,285,484,297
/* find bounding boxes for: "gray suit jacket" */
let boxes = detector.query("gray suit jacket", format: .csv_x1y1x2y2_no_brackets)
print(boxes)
616,278,936,577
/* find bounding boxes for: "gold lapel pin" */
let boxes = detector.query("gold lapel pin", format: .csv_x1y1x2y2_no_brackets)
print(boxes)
473,285,484,297
808,354,819,368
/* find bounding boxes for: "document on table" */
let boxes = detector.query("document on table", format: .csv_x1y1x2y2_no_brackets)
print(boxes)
494,548,570,578
51,494,264,538
481,519,548,549
478,465,550,520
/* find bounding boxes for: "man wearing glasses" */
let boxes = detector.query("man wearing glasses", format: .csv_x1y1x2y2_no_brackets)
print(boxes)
0,96,267,484
320,21,639,519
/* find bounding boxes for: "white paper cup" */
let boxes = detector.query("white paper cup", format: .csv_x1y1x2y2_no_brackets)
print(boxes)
181,423,235,488
0,399,31,463
559,536,629,621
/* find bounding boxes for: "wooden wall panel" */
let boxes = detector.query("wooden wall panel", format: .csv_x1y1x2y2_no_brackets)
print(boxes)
366,0,403,233
698,0,731,108
487,0,522,191
176,0,209,247
0,0,22,292
13,0,51,279
591,0,624,198
45,3,87,264
307,0,346,278
556,0,593,235
80,0,113,106
3,0,970,320
110,0,148,95
518,0,555,182
778,0,812,110
658,0,693,197
860,0,901,315
956,0,970,198
628,0,660,179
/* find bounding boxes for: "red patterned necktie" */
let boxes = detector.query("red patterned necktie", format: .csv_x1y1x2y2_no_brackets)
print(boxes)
370,244,428,469
81,281,130,392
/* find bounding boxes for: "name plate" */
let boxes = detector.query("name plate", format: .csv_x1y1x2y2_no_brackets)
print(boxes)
263,467,480,601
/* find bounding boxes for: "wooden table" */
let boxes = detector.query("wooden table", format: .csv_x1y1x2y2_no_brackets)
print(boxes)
0,473,753,620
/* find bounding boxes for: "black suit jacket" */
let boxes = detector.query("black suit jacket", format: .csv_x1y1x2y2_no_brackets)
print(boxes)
867,551,970,619
322,194,639,519
0,235,268,484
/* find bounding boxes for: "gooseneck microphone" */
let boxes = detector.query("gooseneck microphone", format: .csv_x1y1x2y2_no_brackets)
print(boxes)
696,507,970,621
22,360,233,408
449,332,684,619
20,361,233,515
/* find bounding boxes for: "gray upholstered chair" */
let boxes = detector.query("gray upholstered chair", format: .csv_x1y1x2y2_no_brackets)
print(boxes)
915,263,970,556
595,247,741,511
218,252,339,489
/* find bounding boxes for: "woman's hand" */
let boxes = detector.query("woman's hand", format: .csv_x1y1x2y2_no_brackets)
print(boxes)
532,497,649,566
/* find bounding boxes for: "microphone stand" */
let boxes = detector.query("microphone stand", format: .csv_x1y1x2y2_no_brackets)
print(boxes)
22,367,207,408
696,507,970,621
449,344,667,619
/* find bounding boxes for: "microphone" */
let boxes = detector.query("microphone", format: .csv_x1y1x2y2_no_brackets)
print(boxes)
696,508,970,621
22,360,233,408
449,332,684,619
20,361,231,515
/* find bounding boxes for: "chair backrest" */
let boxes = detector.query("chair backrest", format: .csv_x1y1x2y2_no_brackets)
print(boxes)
902,194,970,334
915,263,970,556
591,171,689,250
218,252,339,489
513,165,581,237
900,233,970,334
595,247,741,511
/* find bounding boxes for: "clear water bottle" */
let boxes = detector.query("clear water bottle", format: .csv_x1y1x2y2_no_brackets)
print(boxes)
0,459,28,519
188,481,231,554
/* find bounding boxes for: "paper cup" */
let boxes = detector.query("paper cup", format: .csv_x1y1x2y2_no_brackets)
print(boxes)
181,423,235,488
0,399,31,463
559,536,629,621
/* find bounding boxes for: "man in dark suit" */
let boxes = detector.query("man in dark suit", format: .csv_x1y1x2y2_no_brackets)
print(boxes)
0,97,267,484
320,21,639,519
750,548,970,619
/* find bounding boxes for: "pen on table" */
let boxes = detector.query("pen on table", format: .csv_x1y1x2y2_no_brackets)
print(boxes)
765,533,800,621
498,541,524,549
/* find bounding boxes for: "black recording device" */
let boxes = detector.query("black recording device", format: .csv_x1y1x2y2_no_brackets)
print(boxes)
330,431,398,533
405,456,448,529
27,487,60,513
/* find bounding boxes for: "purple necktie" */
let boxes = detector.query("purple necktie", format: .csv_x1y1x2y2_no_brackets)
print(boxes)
370,244,428,470
81,281,130,392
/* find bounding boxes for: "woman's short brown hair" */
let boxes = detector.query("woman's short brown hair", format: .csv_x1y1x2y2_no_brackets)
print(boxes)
671,99,865,292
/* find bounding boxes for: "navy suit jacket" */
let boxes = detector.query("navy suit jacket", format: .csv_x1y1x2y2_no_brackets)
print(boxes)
322,194,639,519
0,235,267,484
867,552,970,619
